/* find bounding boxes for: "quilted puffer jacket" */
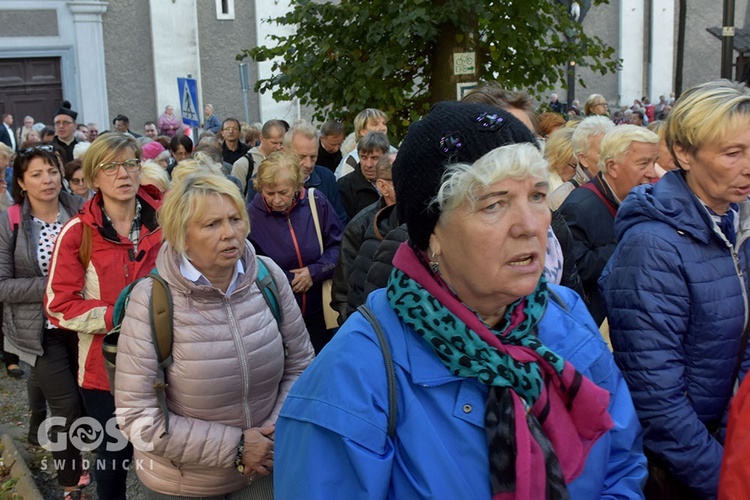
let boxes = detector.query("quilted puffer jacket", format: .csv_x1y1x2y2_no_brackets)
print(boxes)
599,169,750,498
115,241,315,497
0,192,82,357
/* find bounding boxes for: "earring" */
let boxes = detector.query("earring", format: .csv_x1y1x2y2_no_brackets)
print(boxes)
429,250,440,274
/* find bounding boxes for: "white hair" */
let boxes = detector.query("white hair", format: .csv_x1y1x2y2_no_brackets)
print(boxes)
434,143,549,214
571,116,614,157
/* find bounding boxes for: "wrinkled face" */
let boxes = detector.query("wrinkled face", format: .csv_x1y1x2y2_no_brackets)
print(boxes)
261,176,297,213
607,141,659,200
54,115,76,141
579,134,604,175
320,133,345,154
166,106,174,115
260,128,284,155
144,124,158,138
675,122,750,214
68,168,89,197
88,126,99,142
114,120,128,133
24,117,33,128
19,158,62,206
92,149,141,203
290,134,318,179
359,149,384,181
430,176,551,315
184,194,246,281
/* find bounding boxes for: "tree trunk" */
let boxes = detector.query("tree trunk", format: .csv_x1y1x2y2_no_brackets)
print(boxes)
429,4,479,104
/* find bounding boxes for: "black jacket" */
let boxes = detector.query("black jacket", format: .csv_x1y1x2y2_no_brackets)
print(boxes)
337,165,379,219
363,223,408,299
331,199,384,324
550,209,585,299
558,173,618,325
347,203,400,316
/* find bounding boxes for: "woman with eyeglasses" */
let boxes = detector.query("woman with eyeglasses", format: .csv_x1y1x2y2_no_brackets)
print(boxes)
45,133,163,500
0,145,88,499
64,159,93,200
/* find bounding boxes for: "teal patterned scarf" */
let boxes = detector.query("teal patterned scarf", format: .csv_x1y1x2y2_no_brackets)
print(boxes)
387,268,560,406
386,242,614,499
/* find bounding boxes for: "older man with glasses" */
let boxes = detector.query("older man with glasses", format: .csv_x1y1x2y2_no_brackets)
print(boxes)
52,102,79,162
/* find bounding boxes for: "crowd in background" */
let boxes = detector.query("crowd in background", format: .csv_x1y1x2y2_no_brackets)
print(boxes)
1,79,750,499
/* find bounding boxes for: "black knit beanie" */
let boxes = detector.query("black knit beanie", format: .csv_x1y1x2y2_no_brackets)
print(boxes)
392,101,537,250
54,100,78,121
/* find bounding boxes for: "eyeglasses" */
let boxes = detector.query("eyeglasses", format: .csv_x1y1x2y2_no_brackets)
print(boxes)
19,145,55,155
98,158,141,176
54,120,74,126
69,178,85,185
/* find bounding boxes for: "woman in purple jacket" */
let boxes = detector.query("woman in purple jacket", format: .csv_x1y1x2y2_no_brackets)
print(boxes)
248,151,343,353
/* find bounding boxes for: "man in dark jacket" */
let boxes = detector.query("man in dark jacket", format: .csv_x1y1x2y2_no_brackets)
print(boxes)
331,153,396,323
317,120,345,172
52,103,79,163
559,125,659,325
337,131,388,219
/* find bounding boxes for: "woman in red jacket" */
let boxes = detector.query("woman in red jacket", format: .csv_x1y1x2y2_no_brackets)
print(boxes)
44,133,163,500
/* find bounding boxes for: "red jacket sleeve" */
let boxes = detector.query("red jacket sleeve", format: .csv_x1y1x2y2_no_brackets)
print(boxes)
44,218,115,334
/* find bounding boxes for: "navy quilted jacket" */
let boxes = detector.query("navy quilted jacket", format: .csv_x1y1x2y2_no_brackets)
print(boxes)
599,169,750,498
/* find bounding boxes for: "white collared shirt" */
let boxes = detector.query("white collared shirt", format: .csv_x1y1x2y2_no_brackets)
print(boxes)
179,255,245,294
4,123,15,150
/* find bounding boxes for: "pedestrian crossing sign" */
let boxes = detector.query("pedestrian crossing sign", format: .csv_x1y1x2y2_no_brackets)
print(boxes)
177,77,200,127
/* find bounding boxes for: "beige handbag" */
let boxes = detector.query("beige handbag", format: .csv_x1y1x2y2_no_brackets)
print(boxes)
308,188,339,329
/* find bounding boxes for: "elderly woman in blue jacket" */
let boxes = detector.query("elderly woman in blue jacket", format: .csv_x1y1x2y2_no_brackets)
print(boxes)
274,102,646,499
600,80,750,499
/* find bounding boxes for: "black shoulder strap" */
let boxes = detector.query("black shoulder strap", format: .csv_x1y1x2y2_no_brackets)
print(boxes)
243,152,256,197
547,288,568,312
357,304,397,439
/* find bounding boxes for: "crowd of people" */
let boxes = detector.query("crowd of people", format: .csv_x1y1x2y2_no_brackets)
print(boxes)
0,79,750,500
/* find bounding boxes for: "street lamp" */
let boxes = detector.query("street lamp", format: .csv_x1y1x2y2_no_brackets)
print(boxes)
555,0,591,109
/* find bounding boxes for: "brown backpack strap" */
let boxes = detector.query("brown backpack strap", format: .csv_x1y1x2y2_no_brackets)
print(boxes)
78,224,93,269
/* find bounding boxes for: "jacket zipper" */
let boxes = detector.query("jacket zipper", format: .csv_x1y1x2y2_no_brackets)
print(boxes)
286,216,307,315
224,296,253,428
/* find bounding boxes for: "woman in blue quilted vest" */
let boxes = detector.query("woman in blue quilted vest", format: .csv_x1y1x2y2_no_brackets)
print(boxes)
600,80,750,499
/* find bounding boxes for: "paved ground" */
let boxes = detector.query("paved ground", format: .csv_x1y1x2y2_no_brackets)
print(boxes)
0,362,144,499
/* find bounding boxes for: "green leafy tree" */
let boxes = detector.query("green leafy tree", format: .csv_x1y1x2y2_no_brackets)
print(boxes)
238,0,618,141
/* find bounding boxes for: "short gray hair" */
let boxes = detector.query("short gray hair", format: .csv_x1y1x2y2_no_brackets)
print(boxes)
357,131,390,155
283,120,318,148
571,116,614,157
434,143,549,214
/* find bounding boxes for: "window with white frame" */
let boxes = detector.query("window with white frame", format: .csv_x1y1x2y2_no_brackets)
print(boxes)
216,0,235,20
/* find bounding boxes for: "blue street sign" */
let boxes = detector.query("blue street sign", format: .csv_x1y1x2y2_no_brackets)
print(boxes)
178,77,200,127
